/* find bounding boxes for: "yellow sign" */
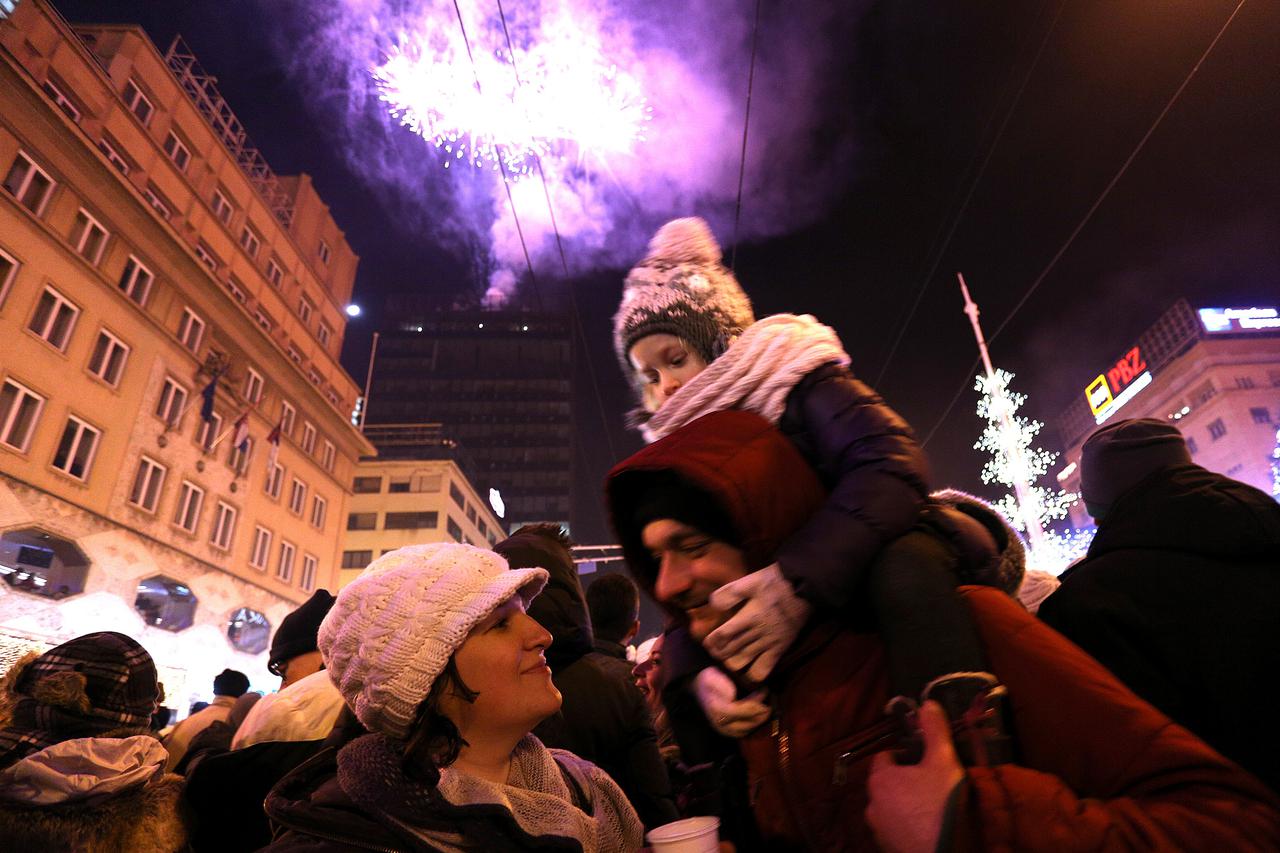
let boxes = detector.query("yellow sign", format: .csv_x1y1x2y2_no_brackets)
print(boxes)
1085,375,1113,416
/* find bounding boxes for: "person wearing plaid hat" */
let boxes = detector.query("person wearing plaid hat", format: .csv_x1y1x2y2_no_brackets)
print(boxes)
0,631,187,852
613,217,1012,757
262,542,643,852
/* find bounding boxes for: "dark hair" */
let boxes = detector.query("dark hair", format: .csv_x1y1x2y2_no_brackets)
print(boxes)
401,657,478,783
586,573,640,643
510,522,575,552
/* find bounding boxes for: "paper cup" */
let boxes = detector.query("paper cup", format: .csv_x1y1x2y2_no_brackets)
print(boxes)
646,816,720,853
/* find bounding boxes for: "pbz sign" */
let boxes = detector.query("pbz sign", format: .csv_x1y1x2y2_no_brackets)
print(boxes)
1085,346,1151,423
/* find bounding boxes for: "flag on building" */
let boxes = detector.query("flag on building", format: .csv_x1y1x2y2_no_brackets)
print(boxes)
232,411,250,452
266,421,282,470
200,371,220,422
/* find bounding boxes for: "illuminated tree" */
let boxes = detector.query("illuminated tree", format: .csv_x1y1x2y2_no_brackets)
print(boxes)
1271,424,1280,499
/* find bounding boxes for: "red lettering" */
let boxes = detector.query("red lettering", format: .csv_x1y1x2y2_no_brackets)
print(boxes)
1108,366,1124,394
1128,346,1146,374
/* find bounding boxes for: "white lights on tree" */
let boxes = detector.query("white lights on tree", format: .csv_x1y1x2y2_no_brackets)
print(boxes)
973,369,1088,573
1271,425,1280,499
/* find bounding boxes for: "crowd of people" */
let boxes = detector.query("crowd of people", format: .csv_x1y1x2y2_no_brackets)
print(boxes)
0,217,1277,851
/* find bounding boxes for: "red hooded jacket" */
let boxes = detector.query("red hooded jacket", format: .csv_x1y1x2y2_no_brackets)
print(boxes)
607,410,1280,851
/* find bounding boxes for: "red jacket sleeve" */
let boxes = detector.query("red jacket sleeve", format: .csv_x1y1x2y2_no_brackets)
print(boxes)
954,587,1280,851
775,363,931,608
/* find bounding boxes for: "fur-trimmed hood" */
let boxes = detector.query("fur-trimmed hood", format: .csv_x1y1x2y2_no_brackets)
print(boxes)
0,763,187,852
927,489,1027,596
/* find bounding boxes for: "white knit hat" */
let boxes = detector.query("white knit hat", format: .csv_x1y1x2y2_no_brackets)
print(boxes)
318,542,548,740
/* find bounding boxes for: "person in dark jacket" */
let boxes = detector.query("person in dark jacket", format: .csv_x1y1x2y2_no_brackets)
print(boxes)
614,216,1003,745
607,409,1280,851
1039,417,1280,791
496,524,679,830
586,572,642,659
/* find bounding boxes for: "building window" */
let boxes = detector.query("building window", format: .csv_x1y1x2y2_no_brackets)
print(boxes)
227,608,271,654
221,274,247,304
1208,418,1227,441
264,460,284,499
71,210,109,265
97,137,129,174
341,550,372,569
265,257,284,287
121,79,154,125
142,184,172,220
288,477,307,515
196,412,222,453
134,576,197,632
243,367,264,404
1236,376,1256,390
278,400,296,436
301,421,316,454
87,329,130,387
353,476,381,493
318,239,331,265
287,345,303,365
447,516,463,542
128,455,166,512
385,511,438,530
173,480,204,534
254,308,274,333
211,188,234,225
300,553,318,591
466,504,477,524
1186,436,1198,454
239,225,261,258
28,286,79,351
298,297,313,325
308,368,323,386
1250,407,1272,425
162,132,191,172
117,256,153,305
0,246,18,307
449,481,466,509
210,500,237,550
276,540,296,583
0,528,89,599
389,478,410,494
346,512,376,531
317,322,332,347
310,494,327,529
3,151,56,216
229,435,253,475
51,415,100,480
155,376,189,428
194,241,219,272
249,525,272,570
321,440,335,472
41,79,81,122
176,308,205,353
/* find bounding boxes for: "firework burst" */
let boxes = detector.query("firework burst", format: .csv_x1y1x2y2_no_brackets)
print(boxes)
372,7,650,178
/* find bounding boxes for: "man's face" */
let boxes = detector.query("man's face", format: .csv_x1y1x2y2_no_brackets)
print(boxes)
641,518,749,642
280,650,324,690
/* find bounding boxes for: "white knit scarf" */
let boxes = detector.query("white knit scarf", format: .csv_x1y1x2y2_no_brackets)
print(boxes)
640,314,851,443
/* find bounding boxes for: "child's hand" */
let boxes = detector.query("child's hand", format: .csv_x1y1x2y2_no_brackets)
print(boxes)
866,701,965,853
694,667,770,737
705,564,811,682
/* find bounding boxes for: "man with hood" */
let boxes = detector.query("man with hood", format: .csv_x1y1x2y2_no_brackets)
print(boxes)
607,409,1280,851
495,524,679,830
1040,418,1280,791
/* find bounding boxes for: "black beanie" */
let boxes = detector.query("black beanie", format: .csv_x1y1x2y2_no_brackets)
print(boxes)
268,590,336,677
212,668,250,698
1081,418,1193,520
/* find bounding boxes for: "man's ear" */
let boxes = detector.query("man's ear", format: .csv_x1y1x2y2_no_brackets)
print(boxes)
624,618,641,645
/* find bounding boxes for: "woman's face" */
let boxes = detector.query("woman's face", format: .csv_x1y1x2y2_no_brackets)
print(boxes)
633,635,665,706
629,334,708,413
443,596,561,737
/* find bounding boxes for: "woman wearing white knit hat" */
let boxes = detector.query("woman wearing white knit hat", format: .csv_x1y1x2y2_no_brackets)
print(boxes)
261,542,644,852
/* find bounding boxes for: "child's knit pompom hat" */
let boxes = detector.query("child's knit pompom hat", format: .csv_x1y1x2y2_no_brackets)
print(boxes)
318,542,548,740
613,217,755,378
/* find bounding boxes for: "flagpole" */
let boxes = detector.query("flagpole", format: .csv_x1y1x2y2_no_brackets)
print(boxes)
360,331,380,431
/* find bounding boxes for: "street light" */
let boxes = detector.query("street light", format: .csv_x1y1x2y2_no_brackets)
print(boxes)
345,303,362,317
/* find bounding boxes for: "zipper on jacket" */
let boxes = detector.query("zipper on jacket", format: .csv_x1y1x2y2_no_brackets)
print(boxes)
773,717,823,851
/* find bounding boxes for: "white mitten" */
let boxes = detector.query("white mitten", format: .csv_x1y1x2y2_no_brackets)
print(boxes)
694,666,771,738
704,563,811,683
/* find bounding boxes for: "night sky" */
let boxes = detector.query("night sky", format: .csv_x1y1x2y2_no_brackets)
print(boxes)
58,0,1280,541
